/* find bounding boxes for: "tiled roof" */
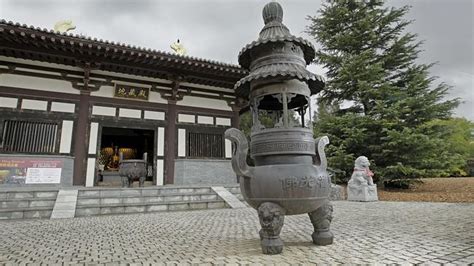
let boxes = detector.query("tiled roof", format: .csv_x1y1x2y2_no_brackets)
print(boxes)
0,19,247,88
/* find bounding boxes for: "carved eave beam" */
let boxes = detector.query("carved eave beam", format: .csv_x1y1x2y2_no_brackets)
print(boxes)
156,75,193,102
70,61,103,92
159,80,190,102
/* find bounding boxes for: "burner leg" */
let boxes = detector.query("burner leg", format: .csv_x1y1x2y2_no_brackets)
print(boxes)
308,200,334,245
258,202,285,255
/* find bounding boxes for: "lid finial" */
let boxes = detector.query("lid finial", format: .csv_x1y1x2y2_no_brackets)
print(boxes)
262,1,283,24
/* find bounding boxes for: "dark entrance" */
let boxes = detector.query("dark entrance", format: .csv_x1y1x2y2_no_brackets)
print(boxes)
98,127,154,186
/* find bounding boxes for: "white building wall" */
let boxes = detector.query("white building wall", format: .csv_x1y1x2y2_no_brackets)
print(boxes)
85,158,96,187
148,91,167,104
156,159,164,186
59,120,74,154
178,129,186,157
157,127,165,156
0,74,79,94
51,102,75,113
119,108,141,118
92,106,116,116
0,96,18,108
225,139,233,159
197,116,214,125
144,111,165,120
177,96,232,111
21,99,48,111
178,114,195,123
91,85,115,98
88,122,99,155
216,117,231,126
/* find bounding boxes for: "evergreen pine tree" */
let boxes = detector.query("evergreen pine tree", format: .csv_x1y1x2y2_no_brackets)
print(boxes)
306,0,462,187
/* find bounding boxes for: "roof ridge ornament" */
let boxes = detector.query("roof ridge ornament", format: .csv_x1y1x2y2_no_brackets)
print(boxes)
53,20,76,33
170,39,187,56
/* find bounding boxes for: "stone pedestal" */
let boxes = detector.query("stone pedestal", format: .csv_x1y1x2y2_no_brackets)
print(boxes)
329,183,344,201
347,185,378,201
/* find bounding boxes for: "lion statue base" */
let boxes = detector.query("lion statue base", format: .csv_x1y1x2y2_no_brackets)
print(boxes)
347,156,378,202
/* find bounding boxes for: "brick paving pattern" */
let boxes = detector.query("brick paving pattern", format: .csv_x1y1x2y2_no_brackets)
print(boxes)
0,201,473,265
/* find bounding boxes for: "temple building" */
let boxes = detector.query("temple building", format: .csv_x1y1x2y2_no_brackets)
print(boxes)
0,20,247,187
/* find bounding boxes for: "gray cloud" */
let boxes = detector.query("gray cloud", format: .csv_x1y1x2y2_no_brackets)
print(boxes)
0,0,472,120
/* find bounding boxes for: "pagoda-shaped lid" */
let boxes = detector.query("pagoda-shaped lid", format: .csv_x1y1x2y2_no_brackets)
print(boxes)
235,1,324,98
238,1,316,69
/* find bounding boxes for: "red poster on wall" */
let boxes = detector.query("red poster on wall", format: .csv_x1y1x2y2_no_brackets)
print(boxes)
0,159,63,184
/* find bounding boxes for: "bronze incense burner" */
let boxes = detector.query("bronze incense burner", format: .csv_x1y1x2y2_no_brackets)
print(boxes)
225,2,334,254
118,153,147,188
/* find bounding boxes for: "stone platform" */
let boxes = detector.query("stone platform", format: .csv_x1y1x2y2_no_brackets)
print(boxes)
0,201,472,264
0,185,244,220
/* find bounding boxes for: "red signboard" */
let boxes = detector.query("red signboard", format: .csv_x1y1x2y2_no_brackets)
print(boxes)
0,158,63,184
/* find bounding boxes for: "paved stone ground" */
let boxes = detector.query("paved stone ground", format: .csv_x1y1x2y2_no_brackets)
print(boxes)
0,201,473,265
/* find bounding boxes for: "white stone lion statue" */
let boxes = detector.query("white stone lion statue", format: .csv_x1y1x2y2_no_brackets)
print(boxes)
347,156,378,201
348,156,374,187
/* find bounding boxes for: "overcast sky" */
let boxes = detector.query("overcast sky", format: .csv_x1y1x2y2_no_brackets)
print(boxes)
1,0,472,120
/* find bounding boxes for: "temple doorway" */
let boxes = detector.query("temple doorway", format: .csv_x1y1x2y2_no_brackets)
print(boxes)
97,127,155,187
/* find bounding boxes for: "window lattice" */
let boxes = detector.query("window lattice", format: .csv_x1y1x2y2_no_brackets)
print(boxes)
2,120,59,153
187,132,223,158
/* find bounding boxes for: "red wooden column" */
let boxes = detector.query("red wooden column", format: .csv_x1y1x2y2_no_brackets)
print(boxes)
72,90,91,185
164,100,177,185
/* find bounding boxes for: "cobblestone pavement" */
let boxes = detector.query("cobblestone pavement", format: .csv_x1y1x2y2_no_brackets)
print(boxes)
0,201,473,265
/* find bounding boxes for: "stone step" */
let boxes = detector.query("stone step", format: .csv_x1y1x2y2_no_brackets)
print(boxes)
0,197,57,209
0,206,54,220
75,200,228,217
77,187,212,198
224,186,241,194
50,190,78,219
77,191,217,200
0,190,58,200
211,187,246,209
0,189,58,220
76,193,220,206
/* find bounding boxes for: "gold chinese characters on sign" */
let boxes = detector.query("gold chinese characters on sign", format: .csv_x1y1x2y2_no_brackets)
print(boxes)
114,84,149,100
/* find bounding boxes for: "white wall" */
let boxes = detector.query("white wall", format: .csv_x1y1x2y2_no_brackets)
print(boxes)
177,96,232,111
51,102,75,113
178,114,195,123
216,117,231,126
119,108,141,118
59,120,74,153
0,74,79,94
178,128,186,157
197,115,213,125
91,85,115,98
0,96,18,108
225,139,232,159
88,122,99,155
92,106,116,116
156,159,164,186
85,158,96,187
21,99,48,111
157,127,165,156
